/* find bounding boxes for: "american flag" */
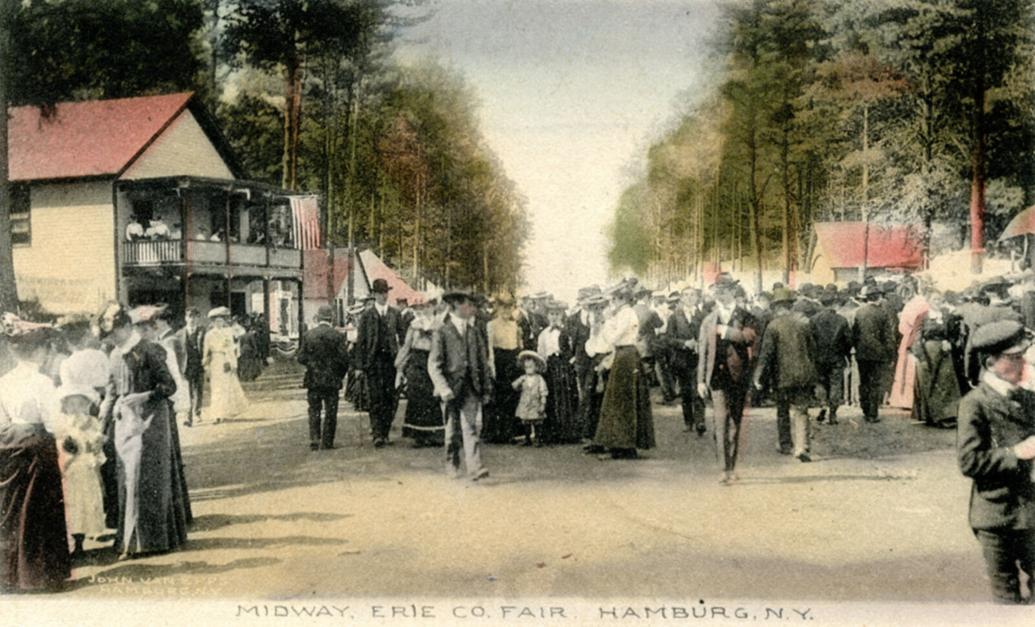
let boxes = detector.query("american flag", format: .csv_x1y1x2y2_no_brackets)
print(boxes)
290,195,322,250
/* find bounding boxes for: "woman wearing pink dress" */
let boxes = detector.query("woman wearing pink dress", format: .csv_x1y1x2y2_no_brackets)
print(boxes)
888,285,929,410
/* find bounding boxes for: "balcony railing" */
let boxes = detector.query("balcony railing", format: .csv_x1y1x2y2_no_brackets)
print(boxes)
123,240,182,265
122,239,302,270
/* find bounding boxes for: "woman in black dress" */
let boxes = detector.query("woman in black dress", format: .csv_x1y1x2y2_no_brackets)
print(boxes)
395,302,443,447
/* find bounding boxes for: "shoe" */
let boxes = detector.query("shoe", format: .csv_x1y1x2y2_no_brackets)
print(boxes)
719,471,735,485
472,469,490,481
446,466,464,479
828,413,839,425
696,425,706,437
582,444,605,455
309,443,319,451
816,409,827,424
373,438,386,448
182,419,193,428
797,452,812,463
777,447,792,455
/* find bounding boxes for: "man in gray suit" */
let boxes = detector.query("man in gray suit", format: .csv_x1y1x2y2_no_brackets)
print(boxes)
428,289,493,481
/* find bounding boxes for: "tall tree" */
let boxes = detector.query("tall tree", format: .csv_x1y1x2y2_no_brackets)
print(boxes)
0,0,17,312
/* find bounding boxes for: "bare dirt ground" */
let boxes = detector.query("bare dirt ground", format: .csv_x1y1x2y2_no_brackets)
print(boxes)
57,360,985,603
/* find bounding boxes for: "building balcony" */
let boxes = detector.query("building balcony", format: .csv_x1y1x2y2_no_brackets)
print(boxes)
122,239,302,272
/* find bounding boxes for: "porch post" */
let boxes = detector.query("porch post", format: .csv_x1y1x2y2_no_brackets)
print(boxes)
225,274,232,308
224,188,232,265
262,277,271,331
181,268,189,319
180,190,188,262
297,278,305,346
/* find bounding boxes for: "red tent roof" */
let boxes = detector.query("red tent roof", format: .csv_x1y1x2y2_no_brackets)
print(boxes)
814,222,923,269
359,250,424,305
7,92,195,182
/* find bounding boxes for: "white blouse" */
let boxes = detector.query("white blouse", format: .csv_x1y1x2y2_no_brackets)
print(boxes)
602,305,639,349
0,361,60,432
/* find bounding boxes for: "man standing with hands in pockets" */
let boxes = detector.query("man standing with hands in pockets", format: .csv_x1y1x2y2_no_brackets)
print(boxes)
298,305,350,451
428,289,493,481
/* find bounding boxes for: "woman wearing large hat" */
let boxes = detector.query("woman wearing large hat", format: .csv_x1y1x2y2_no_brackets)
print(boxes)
485,290,523,444
94,302,187,560
592,285,656,458
0,316,71,591
394,300,443,447
202,306,248,424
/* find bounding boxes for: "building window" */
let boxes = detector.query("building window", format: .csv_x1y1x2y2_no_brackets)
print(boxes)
10,184,30,246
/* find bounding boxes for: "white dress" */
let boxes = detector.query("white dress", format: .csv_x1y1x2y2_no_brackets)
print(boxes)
203,327,248,420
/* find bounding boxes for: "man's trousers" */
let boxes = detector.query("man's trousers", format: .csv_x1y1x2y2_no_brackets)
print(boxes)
443,393,485,477
307,387,340,449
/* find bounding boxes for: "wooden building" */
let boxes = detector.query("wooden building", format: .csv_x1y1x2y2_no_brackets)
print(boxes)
8,93,311,336
808,221,924,285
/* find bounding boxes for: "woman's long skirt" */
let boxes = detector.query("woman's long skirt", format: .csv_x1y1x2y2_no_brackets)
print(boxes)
913,341,962,426
0,423,71,591
544,354,580,444
115,402,187,556
487,348,521,443
593,346,655,450
401,350,443,446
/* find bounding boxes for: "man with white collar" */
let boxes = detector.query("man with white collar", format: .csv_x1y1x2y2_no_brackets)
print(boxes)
428,289,493,481
354,279,404,448
958,320,1035,604
697,273,758,484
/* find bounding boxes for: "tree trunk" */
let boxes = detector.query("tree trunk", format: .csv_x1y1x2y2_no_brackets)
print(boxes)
0,0,18,312
781,122,791,285
969,76,986,274
859,104,870,283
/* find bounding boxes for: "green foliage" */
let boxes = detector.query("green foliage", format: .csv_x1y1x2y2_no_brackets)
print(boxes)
609,0,1035,282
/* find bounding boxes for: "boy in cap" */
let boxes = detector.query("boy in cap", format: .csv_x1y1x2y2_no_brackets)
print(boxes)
957,320,1035,603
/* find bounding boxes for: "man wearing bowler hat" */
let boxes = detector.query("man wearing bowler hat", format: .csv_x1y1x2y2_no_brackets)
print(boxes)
697,273,758,484
428,289,493,480
957,320,1035,603
354,278,405,447
852,285,895,423
298,305,350,450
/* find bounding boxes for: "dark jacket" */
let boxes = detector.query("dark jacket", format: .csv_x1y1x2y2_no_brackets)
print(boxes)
697,305,758,391
754,312,818,391
566,310,593,370
810,308,852,368
852,302,895,363
298,323,350,390
428,314,494,402
354,306,403,371
665,307,704,372
179,325,206,380
957,381,1035,531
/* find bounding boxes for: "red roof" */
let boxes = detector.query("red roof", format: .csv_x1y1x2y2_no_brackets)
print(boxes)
7,92,194,182
814,222,923,269
359,250,424,305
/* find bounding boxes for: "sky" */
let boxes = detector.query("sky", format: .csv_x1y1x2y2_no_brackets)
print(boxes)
397,0,720,302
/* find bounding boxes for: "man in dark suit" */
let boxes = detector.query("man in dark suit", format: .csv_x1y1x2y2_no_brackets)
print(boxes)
753,289,818,463
667,287,706,435
354,278,404,447
957,320,1035,604
567,287,599,405
178,307,206,427
428,289,493,481
697,274,758,484
811,288,852,425
852,285,896,423
298,305,350,450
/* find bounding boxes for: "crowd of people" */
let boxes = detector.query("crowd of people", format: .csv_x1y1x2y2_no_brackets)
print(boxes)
3,269,1035,601
0,301,274,592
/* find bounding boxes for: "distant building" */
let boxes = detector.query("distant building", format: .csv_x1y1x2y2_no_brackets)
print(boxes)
808,221,924,284
8,92,318,336
302,247,424,325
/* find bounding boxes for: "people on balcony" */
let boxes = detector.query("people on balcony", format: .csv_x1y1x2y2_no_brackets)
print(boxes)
145,216,170,240
125,215,145,241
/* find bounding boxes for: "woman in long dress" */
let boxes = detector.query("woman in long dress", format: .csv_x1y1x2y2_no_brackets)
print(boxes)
888,283,928,409
0,317,70,591
203,307,248,423
395,303,443,447
486,295,523,444
537,302,580,444
593,287,655,459
96,303,186,560
911,292,962,427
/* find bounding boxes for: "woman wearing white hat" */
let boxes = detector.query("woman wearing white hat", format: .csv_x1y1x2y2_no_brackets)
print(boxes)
202,307,248,423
